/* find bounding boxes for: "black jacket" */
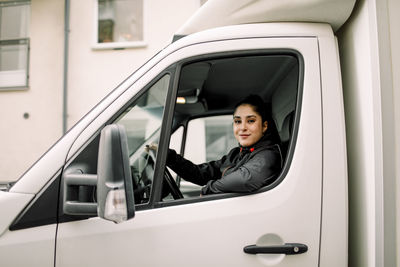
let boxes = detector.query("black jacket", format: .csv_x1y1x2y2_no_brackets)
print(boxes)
166,133,282,195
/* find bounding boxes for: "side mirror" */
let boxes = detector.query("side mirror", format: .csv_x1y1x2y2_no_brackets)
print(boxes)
97,124,135,223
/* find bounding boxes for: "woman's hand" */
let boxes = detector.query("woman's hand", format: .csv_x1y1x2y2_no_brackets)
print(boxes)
144,143,158,153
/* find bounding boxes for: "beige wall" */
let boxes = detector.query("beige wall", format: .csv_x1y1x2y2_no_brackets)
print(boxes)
67,0,199,126
0,0,199,183
0,0,64,183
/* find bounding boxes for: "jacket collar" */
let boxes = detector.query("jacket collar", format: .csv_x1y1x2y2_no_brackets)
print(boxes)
239,132,277,153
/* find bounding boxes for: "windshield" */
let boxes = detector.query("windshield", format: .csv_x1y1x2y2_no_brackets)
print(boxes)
115,75,169,156
117,106,163,154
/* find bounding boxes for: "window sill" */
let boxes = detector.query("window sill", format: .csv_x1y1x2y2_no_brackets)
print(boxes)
0,86,29,92
92,41,147,51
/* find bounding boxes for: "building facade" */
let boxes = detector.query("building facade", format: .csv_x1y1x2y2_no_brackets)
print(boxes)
0,0,201,182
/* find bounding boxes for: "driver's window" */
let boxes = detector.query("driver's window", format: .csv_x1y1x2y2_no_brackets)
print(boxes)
184,115,237,163
114,74,170,204
179,115,238,197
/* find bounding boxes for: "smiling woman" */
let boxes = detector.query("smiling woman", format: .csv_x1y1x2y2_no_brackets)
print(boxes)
166,94,282,195
234,103,267,148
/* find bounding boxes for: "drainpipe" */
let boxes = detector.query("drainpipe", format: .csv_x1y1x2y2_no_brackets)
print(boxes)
62,0,70,134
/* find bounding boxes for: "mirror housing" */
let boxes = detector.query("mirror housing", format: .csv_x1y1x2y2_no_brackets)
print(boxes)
97,124,135,223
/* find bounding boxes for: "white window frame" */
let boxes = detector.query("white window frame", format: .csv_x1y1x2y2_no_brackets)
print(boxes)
92,0,146,50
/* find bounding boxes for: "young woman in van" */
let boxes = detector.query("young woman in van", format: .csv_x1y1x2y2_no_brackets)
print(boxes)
166,95,283,195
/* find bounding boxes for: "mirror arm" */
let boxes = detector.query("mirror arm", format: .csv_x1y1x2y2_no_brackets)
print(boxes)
63,172,97,216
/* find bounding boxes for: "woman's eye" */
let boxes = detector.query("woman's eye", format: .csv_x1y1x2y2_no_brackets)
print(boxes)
234,120,241,124
248,119,255,123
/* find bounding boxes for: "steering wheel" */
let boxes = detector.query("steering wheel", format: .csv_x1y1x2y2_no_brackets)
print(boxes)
163,167,184,199
141,148,183,200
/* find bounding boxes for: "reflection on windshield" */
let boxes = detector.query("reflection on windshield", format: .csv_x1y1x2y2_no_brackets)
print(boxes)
115,74,169,157
117,106,163,154
112,75,170,204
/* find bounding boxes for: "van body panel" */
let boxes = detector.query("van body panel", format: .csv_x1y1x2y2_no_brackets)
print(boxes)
0,192,33,236
176,0,356,35
175,22,336,47
0,224,55,267
56,34,323,266
0,192,54,267
318,33,348,266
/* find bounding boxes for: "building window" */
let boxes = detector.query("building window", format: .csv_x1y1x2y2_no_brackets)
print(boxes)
0,1,30,90
94,0,145,49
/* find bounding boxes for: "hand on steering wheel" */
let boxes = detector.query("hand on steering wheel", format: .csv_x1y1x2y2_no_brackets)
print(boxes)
144,143,158,153
163,167,183,199
144,144,183,200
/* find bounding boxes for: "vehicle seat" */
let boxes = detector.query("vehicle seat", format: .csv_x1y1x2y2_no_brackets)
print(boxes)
277,111,294,159
271,72,297,161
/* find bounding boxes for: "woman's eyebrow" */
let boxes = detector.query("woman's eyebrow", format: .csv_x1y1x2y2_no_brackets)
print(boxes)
233,114,257,119
244,115,257,119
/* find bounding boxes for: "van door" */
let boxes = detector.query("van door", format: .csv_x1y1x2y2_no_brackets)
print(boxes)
55,34,322,266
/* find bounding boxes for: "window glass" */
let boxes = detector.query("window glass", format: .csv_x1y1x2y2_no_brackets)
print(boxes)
184,115,236,163
204,116,237,161
0,1,30,89
177,115,237,196
0,2,30,40
97,0,143,44
169,126,183,153
114,75,169,204
167,125,183,179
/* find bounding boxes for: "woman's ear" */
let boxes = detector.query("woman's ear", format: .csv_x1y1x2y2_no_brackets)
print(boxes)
262,121,268,134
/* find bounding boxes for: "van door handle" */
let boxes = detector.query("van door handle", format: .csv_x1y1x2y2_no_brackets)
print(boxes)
243,243,308,255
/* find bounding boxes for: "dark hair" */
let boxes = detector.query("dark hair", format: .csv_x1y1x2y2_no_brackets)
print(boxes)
234,94,280,143
234,95,268,122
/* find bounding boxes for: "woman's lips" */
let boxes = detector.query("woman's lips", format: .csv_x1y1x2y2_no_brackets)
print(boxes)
240,134,250,139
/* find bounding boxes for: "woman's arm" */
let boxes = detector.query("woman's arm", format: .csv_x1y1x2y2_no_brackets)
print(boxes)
166,149,224,186
201,149,281,195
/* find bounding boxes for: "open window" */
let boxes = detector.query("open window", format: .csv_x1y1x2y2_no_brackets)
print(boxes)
166,52,300,199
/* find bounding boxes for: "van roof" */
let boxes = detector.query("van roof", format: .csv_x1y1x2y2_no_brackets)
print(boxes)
175,0,356,36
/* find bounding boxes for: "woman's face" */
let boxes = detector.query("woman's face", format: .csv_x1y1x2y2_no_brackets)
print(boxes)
233,104,268,147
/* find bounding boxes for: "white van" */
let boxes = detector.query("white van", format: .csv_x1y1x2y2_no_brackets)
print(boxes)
1,0,399,266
